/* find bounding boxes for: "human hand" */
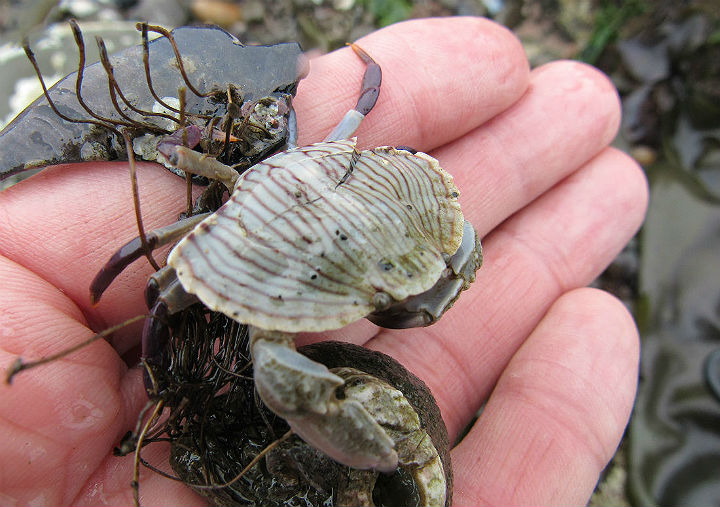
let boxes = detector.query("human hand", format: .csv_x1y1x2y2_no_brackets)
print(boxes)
0,17,646,505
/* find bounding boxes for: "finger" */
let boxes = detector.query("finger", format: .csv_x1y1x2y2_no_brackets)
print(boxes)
368,147,648,439
294,17,529,149
433,59,622,235
73,437,206,506
451,288,639,506
0,254,132,504
0,17,529,351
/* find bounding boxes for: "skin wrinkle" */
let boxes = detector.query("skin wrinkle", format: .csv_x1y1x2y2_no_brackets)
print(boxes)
516,430,556,500
500,219,571,293
565,292,640,433
0,412,59,457
464,21,529,116
455,389,600,506
388,65,426,148
484,149,645,301
388,21,492,150
2,318,75,358
7,322,114,378
447,32,529,149
466,407,546,504
440,304,504,416
0,199,20,250
464,120,536,222
434,330,492,440
540,150,643,283
0,259,88,351
519,389,609,480
6,359,115,428
487,223,567,304
387,26,493,147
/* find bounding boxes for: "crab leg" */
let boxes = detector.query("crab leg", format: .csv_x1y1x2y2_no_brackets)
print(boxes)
141,273,202,390
324,44,382,142
165,146,239,190
90,212,210,304
249,326,399,472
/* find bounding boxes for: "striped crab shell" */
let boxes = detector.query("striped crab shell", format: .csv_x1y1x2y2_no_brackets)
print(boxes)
168,137,465,332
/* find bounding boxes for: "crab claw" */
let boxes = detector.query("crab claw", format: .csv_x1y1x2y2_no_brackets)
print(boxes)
249,327,399,472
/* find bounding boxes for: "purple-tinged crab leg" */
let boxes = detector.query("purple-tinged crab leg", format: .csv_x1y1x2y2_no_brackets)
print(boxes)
324,44,382,142
142,268,200,392
143,300,169,377
90,212,209,304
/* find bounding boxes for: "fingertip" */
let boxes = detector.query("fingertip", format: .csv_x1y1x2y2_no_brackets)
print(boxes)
451,286,640,506
531,59,622,148
546,286,641,404
604,146,650,231
531,287,641,461
512,286,640,450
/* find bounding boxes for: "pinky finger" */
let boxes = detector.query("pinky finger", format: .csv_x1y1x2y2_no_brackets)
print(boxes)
451,288,639,506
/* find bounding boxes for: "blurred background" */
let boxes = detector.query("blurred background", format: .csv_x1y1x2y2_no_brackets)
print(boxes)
1,0,719,505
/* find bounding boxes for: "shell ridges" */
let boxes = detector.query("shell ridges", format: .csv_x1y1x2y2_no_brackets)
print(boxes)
169,138,464,332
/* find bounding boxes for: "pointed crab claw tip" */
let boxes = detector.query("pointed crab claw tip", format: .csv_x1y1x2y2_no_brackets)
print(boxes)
348,43,374,64
89,284,103,306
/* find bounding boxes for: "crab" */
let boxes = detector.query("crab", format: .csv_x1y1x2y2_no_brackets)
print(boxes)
91,44,482,476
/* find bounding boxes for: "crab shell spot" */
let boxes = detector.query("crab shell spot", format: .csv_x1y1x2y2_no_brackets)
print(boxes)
168,138,464,332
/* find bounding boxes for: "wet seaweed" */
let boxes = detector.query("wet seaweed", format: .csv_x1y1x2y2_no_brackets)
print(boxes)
0,22,306,180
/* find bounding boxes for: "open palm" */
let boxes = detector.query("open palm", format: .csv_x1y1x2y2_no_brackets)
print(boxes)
0,17,646,506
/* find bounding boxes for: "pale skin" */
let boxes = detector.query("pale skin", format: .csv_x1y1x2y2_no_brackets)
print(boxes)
0,17,646,506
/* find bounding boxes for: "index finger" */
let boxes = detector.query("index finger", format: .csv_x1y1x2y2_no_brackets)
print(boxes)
295,17,529,149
